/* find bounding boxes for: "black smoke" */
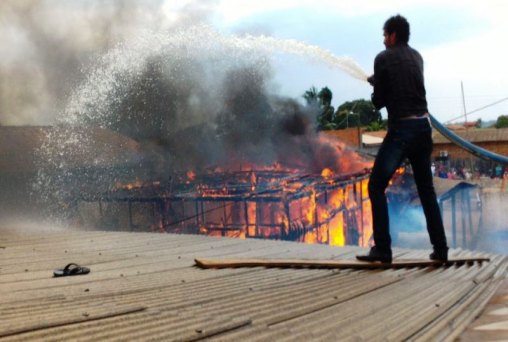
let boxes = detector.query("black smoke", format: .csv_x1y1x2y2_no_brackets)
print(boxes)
25,2,370,222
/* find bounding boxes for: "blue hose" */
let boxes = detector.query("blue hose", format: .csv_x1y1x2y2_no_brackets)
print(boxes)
429,114,508,165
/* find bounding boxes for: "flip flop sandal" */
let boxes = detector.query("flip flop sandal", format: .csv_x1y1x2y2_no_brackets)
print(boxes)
53,263,90,277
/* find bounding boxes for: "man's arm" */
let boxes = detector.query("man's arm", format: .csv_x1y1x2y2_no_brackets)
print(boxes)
370,54,387,110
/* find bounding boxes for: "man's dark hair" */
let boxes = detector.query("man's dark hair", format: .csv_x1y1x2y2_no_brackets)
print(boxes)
383,14,410,44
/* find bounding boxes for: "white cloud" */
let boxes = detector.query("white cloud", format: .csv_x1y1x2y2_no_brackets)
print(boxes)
215,0,470,22
212,0,508,122
418,0,508,121
424,28,508,122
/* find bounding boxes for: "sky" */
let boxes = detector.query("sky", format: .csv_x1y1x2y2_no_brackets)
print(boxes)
206,0,508,124
1,0,507,125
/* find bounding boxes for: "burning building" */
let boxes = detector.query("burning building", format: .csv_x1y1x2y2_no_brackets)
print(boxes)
27,23,377,248
76,166,373,247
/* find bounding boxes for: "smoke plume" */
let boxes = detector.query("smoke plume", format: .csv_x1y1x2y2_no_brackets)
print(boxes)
15,1,371,219
0,0,220,125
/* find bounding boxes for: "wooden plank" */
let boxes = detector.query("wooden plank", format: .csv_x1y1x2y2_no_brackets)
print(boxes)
194,257,491,270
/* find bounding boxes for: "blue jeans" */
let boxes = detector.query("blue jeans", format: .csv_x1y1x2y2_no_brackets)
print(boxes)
368,118,448,251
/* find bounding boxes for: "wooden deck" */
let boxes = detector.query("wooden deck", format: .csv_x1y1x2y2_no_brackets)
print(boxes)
0,225,506,341
194,257,491,270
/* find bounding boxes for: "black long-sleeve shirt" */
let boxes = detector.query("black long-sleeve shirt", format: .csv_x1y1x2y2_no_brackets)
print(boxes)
371,43,428,124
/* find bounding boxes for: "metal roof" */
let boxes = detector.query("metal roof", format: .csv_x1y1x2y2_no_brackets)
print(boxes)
406,177,479,205
362,132,385,146
432,127,508,144
357,127,508,147
0,227,505,341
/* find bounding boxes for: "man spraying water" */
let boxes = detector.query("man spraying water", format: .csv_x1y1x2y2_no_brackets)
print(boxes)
356,14,449,263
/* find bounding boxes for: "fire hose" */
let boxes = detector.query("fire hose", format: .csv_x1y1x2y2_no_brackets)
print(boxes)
429,114,508,166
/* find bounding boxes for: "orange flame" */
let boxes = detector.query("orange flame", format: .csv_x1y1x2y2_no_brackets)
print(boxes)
247,202,257,237
304,189,317,226
329,213,345,246
187,170,196,182
321,168,334,179
389,167,405,186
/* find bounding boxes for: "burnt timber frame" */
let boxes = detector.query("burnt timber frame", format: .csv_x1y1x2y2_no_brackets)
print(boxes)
76,170,371,246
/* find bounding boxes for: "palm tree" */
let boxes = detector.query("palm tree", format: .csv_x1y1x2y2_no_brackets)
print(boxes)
318,87,333,107
303,86,319,106
317,87,335,130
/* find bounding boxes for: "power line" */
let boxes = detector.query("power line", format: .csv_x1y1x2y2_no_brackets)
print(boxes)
444,96,508,124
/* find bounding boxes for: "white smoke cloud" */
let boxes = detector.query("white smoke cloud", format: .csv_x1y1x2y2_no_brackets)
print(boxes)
0,0,220,125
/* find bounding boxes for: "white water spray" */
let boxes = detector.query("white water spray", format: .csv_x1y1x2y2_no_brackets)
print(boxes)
234,34,368,82
199,26,368,81
63,25,368,125
36,25,370,219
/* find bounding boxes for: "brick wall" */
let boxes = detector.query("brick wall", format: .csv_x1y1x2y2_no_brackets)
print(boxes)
324,128,508,164
323,128,365,148
432,141,508,160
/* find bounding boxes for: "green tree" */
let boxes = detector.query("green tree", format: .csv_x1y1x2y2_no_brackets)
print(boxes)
317,87,335,130
318,87,332,107
304,86,336,130
365,120,388,131
495,115,508,128
303,86,319,106
334,99,381,129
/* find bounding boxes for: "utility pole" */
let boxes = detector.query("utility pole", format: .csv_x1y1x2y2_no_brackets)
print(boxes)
461,81,468,125
357,124,361,148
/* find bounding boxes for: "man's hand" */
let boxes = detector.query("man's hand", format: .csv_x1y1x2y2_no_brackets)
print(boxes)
367,75,375,86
